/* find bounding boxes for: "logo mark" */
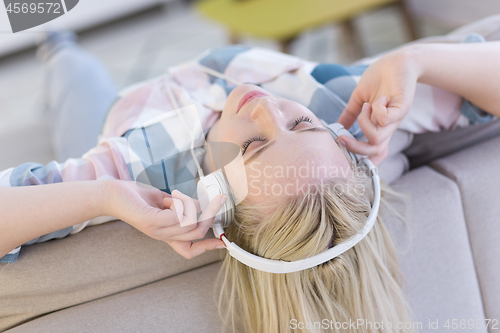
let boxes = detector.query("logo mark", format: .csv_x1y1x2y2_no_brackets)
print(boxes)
3,0,79,33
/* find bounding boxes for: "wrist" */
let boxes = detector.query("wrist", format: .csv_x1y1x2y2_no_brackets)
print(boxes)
399,44,427,81
99,179,117,217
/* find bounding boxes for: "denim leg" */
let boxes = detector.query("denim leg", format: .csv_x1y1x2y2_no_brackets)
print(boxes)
40,33,119,161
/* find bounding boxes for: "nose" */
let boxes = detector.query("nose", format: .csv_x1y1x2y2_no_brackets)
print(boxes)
250,98,284,133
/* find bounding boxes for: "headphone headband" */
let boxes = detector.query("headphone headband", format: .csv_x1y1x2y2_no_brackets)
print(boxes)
197,122,381,274
211,158,380,274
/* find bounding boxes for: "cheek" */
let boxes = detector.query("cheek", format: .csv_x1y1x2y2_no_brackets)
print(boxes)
222,98,236,115
217,117,248,144
219,125,238,143
209,117,231,143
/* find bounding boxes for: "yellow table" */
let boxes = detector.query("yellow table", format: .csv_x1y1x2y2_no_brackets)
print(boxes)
196,0,417,54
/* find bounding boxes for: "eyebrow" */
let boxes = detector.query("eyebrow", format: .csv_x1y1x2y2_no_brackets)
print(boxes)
244,126,329,165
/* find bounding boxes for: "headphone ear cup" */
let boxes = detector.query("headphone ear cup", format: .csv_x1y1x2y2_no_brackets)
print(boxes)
320,120,360,165
324,122,355,140
197,171,235,228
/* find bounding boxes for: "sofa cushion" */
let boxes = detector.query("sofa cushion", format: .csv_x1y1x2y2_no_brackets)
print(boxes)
5,261,224,333
430,135,500,326
0,221,224,332
386,166,487,332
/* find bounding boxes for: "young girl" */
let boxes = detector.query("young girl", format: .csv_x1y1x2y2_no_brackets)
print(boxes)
0,30,498,333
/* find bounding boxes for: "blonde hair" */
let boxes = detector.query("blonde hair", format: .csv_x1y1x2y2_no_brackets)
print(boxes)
215,160,413,333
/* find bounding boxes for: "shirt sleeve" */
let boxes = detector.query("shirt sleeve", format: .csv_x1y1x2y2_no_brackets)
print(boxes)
0,138,131,263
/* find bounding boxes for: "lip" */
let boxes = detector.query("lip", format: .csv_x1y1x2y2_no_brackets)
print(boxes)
237,90,269,113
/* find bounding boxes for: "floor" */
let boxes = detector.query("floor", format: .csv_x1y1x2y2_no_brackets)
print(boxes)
0,0,451,170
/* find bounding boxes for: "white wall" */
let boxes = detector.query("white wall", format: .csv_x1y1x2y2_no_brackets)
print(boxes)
407,0,500,28
0,0,169,56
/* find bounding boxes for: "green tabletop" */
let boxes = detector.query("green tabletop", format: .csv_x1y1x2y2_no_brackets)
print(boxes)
196,0,400,40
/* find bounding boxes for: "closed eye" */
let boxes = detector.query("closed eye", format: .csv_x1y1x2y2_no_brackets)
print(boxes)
242,135,265,154
291,116,313,129
241,116,314,154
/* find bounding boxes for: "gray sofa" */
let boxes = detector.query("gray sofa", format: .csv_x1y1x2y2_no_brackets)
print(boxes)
1,17,500,333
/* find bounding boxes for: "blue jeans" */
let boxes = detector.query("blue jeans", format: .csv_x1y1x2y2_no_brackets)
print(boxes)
42,38,118,161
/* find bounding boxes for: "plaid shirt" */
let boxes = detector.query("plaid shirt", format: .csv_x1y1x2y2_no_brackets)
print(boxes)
1,34,493,263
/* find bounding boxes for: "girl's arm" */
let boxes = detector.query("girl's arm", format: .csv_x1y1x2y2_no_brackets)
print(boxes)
0,181,106,258
0,180,226,260
413,41,500,117
337,41,500,163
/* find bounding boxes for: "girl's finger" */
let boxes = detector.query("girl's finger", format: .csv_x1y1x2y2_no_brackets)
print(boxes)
198,193,227,223
171,198,184,224
370,95,388,125
154,222,198,241
166,223,210,242
168,239,226,260
359,103,399,146
171,190,197,227
338,134,391,157
357,103,382,144
338,90,364,130
372,95,407,127
193,198,201,214
168,193,227,241
368,147,388,166
362,123,398,148
148,206,183,228
163,197,174,209
162,197,185,224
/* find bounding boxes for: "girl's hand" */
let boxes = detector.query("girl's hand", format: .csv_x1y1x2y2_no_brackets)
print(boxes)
337,47,420,165
103,180,226,259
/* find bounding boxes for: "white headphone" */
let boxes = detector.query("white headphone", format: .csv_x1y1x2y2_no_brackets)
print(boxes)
164,66,380,274
196,121,381,274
